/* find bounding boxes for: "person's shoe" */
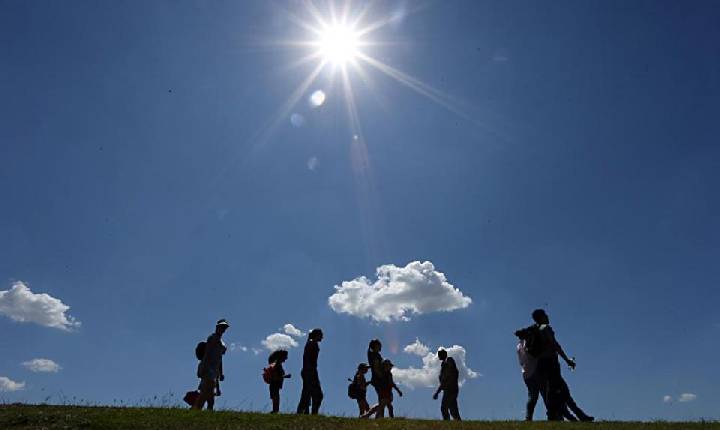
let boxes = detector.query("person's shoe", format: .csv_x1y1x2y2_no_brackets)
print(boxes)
580,415,595,422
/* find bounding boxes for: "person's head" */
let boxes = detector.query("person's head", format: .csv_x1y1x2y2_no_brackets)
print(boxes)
437,349,448,361
269,349,289,364
215,319,230,335
368,338,382,352
532,309,549,325
309,328,324,342
357,363,370,374
382,359,394,371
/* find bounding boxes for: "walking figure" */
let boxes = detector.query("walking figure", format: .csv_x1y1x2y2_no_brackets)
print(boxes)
362,359,402,418
349,363,371,416
366,339,386,417
296,328,324,414
266,350,291,414
192,319,229,410
433,349,461,421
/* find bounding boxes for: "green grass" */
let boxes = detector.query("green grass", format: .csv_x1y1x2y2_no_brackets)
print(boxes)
1,405,717,430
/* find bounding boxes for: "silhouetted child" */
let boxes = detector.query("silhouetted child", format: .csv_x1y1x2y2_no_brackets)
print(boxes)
352,363,371,416
362,359,402,418
267,350,291,413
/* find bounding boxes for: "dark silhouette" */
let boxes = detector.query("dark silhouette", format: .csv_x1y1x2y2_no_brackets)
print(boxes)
349,363,371,416
192,319,229,410
365,339,386,417
296,328,324,414
515,309,593,422
267,350,291,414
433,349,461,421
362,359,402,418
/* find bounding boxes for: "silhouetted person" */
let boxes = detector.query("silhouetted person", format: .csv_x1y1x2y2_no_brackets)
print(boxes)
366,339,386,417
268,350,291,414
519,309,584,421
193,319,229,410
433,349,461,421
362,359,402,419
352,363,371,416
296,328,324,414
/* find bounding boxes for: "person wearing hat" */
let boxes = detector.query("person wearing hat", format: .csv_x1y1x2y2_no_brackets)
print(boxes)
352,363,371,416
296,328,324,414
193,319,229,410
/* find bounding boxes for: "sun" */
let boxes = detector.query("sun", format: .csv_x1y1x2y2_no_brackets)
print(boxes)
316,23,360,66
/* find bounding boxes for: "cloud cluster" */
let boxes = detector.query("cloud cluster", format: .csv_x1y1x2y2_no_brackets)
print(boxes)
283,324,305,337
328,261,472,322
261,323,306,351
0,376,25,392
663,393,697,403
22,358,61,373
0,282,80,331
392,339,479,389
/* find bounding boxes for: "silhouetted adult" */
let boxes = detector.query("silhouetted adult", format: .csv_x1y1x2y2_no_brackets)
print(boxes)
366,339,386,417
525,309,578,421
517,336,592,421
296,328,324,414
193,319,229,411
433,349,461,421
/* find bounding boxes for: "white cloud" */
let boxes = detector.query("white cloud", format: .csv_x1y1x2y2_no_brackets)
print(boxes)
252,348,262,356
678,393,697,403
0,282,80,331
261,333,298,351
22,358,61,373
307,156,319,171
0,376,25,392
328,261,472,322
283,323,305,337
392,339,479,389
663,395,673,403
404,338,430,356
229,343,248,353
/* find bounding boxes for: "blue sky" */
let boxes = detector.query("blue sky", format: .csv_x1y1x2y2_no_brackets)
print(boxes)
1,0,719,421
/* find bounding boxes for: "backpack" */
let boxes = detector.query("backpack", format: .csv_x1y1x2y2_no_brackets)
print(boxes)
347,378,359,400
524,325,546,357
262,363,275,384
195,341,206,361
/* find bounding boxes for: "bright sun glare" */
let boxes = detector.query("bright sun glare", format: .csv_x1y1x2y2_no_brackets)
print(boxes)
317,24,360,65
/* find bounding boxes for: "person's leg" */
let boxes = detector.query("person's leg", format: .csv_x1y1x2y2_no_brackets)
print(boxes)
296,373,311,414
545,360,564,421
448,389,461,421
566,394,593,421
192,378,214,410
206,394,215,411
310,377,323,415
524,376,540,421
440,391,451,420
387,402,394,418
373,387,385,418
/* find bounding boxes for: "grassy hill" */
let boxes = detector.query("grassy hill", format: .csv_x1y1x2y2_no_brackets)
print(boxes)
1,405,718,430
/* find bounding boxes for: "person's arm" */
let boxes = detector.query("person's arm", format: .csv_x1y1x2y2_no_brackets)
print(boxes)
550,331,575,368
219,360,225,381
393,383,403,397
433,384,442,399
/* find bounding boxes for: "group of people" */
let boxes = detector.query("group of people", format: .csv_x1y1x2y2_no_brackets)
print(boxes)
189,309,593,421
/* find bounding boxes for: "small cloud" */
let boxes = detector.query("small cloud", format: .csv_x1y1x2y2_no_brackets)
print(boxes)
283,323,305,337
261,333,298,351
678,393,697,403
328,261,472,322
403,338,430,356
0,281,80,331
663,395,673,403
290,113,306,127
0,376,25,392
309,90,326,107
392,339,479,389
307,156,319,171
252,348,262,356
22,358,61,373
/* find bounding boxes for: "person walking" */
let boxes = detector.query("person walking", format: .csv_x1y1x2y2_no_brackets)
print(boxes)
517,337,542,421
296,328,324,414
526,309,580,421
362,359,403,419
192,319,229,410
433,349,461,421
351,363,371,416
366,339,386,418
267,350,291,414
